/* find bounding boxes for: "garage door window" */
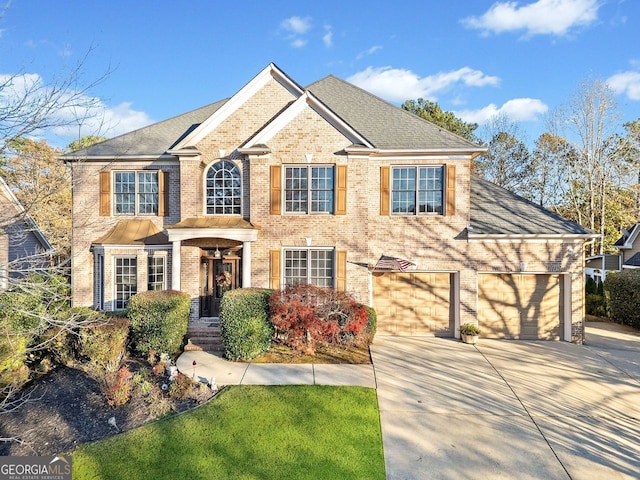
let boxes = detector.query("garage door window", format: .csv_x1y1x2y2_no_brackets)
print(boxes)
284,248,334,287
392,166,443,215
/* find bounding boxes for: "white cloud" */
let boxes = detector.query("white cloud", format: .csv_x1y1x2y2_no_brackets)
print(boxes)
323,25,333,47
607,71,640,100
461,0,600,37
455,98,549,123
291,38,307,48
346,66,500,103
280,16,312,34
0,72,153,144
356,45,382,60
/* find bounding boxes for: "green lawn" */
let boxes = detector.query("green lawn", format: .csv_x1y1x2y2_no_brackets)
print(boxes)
72,385,385,480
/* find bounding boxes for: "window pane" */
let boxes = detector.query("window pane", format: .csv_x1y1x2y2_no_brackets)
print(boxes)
309,250,334,287
285,167,308,213
284,250,308,286
115,257,137,310
418,167,444,214
311,167,334,213
392,168,416,213
206,161,242,215
147,256,165,291
114,173,135,214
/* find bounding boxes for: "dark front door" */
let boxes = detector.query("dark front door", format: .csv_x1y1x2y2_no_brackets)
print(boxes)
200,254,240,317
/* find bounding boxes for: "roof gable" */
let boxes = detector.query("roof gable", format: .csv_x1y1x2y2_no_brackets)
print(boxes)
240,91,372,151
0,176,54,252
171,63,304,152
614,223,640,249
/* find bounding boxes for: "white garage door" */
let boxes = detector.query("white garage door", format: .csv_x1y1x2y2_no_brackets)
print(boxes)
373,272,453,336
478,274,563,340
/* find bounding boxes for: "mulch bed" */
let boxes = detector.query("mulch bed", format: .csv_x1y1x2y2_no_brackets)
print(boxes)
0,362,214,456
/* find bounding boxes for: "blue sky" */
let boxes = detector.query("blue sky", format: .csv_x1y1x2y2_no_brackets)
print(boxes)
1,0,639,148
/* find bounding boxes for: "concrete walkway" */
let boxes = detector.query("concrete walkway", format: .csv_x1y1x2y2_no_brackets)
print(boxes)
176,350,376,388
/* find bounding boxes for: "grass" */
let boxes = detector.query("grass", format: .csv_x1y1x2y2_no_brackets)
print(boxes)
251,343,372,364
72,385,385,480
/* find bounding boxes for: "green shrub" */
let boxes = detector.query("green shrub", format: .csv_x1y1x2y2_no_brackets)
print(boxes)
585,293,606,317
78,316,130,373
219,288,273,360
585,277,598,295
604,270,640,329
127,290,190,357
365,306,377,339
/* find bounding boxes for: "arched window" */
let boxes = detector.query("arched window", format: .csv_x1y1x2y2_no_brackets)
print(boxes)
206,160,241,215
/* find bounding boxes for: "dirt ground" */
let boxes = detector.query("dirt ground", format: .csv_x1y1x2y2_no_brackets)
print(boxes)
0,364,214,456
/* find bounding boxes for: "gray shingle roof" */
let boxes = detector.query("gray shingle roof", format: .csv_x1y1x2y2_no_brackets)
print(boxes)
63,71,484,159
470,176,592,236
306,75,482,151
62,99,228,158
613,223,639,247
624,252,640,267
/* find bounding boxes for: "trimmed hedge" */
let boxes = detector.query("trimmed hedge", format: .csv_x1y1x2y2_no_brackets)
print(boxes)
78,316,130,373
127,290,190,356
604,270,640,329
219,288,273,360
585,293,606,317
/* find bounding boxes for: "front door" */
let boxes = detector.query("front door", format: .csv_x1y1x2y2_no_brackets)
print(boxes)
200,254,240,317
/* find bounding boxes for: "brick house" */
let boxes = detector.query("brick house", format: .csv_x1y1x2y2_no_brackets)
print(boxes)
63,64,595,341
0,176,54,290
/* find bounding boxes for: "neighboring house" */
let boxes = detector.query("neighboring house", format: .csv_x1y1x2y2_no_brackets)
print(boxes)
0,176,54,290
613,222,640,270
585,254,622,283
62,63,596,341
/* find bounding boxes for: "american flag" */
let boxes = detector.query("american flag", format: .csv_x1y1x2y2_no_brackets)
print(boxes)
374,255,417,272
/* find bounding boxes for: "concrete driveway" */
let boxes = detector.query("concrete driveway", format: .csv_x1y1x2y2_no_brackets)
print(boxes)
371,322,640,480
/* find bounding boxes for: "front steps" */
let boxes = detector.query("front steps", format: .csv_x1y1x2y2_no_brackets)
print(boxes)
185,318,224,352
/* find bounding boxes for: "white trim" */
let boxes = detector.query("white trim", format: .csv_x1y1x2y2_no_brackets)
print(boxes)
147,253,167,291
563,274,572,342
172,240,181,291
282,164,335,215
202,159,243,217
173,64,304,150
453,272,461,339
167,228,258,243
616,223,640,249
282,246,336,288
94,244,172,251
113,255,138,311
243,92,373,149
62,154,178,162
0,177,54,253
242,241,252,288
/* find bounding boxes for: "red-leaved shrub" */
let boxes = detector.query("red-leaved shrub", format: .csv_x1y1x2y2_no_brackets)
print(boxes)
268,285,370,354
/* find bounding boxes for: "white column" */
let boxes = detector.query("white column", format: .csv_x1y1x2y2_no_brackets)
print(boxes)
242,241,251,288
453,271,461,339
172,241,181,291
563,273,572,342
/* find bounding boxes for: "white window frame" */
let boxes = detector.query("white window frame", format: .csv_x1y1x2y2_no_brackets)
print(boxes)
113,170,159,216
204,160,243,216
283,247,335,287
390,165,445,216
147,254,166,291
95,253,104,310
114,256,138,310
283,165,335,215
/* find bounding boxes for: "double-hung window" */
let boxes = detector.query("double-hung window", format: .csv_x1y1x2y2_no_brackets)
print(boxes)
284,248,334,287
284,166,334,214
392,166,444,215
114,257,137,310
147,256,165,291
114,171,159,215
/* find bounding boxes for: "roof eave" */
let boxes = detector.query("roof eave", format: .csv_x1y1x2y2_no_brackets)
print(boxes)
60,153,178,162
468,233,600,240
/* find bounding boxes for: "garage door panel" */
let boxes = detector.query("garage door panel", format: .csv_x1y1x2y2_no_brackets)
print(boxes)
479,274,562,340
374,272,453,336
